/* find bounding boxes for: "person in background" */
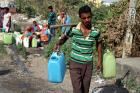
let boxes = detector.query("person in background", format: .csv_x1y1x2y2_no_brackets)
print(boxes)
40,22,51,44
0,7,4,30
23,26,34,47
32,20,41,32
54,5,102,93
3,7,11,32
58,9,71,35
47,6,56,37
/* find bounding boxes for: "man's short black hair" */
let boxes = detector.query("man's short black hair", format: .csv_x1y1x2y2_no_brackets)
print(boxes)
48,6,53,9
5,7,9,11
78,5,92,18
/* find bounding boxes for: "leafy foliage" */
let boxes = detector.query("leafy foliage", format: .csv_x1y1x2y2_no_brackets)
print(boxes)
124,77,140,93
25,6,36,18
0,43,7,56
44,29,72,61
13,23,22,32
15,0,37,18
44,31,61,58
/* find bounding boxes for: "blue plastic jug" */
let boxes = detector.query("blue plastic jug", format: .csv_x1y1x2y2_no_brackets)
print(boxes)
48,52,66,83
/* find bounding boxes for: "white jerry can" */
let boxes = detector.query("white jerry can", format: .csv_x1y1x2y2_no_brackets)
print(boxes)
16,34,23,45
13,32,20,38
23,37,29,48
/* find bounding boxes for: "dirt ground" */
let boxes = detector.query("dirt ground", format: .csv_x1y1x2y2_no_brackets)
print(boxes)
0,45,132,93
0,52,100,93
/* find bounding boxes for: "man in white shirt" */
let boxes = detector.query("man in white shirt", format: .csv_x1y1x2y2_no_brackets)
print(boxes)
57,10,71,35
3,7,11,32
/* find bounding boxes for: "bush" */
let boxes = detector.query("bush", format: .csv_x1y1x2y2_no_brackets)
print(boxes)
25,6,36,18
124,77,140,93
13,23,22,32
61,39,72,61
44,29,72,61
44,31,61,58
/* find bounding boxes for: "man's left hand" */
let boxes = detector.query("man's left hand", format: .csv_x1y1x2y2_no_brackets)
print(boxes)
96,62,102,71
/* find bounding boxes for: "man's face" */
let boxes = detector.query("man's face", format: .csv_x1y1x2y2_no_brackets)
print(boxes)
4,8,7,13
33,21,37,26
48,8,52,12
43,23,48,27
60,12,65,18
80,12,92,29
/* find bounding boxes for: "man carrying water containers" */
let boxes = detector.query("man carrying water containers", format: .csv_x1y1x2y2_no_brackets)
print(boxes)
54,5,102,93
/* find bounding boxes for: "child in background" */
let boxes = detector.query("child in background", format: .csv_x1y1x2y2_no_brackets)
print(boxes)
40,22,51,45
32,20,41,32
23,26,33,47
24,26,33,37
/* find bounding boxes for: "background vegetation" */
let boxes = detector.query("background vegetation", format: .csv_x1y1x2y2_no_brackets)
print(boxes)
0,42,7,57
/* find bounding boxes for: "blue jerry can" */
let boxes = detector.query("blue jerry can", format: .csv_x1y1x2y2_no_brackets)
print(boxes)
48,52,66,83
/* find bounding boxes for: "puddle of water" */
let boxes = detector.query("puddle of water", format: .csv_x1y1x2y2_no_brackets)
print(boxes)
11,44,31,75
0,67,11,76
2,79,42,93
0,69,11,75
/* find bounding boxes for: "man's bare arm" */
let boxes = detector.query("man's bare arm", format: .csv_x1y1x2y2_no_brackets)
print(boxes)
96,40,102,70
54,34,69,51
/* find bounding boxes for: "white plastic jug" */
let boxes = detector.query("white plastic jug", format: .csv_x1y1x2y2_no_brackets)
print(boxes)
23,37,29,48
16,34,23,45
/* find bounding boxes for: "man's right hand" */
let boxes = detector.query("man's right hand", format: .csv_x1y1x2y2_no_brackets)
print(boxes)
53,44,60,51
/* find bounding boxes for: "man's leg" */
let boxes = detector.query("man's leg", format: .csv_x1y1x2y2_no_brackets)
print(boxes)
69,61,82,93
50,28,55,37
82,64,93,93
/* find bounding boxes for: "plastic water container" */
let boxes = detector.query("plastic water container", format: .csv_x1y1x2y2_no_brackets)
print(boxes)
32,38,37,48
23,37,29,48
103,50,116,78
15,33,23,45
3,33,13,44
13,32,20,38
48,52,66,83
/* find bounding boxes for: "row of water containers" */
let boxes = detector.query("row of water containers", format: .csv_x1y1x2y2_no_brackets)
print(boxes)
0,32,38,48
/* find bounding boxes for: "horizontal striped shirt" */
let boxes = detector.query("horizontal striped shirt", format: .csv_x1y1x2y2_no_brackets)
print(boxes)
68,27,100,64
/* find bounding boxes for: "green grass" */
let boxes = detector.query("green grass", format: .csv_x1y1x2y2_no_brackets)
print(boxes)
0,42,7,57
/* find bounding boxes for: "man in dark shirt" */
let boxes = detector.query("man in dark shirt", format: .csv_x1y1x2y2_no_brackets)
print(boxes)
47,6,56,38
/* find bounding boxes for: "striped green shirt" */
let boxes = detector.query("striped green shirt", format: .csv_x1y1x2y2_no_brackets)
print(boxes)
68,27,100,64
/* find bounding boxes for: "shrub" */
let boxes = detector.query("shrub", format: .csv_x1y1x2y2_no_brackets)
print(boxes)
44,31,61,58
